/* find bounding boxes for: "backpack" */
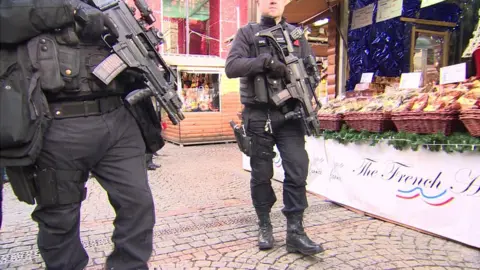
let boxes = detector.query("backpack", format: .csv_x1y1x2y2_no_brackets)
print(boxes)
0,42,51,167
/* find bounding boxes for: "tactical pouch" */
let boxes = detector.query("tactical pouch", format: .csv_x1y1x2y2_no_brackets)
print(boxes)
57,45,81,91
0,48,33,148
253,75,269,103
0,43,52,167
5,166,37,205
252,34,270,104
126,97,165,153
27,35,65,93
34,168,88,206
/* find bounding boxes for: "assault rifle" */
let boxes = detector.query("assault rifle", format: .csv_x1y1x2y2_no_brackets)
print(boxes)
88,0,185,125
256,24,322,137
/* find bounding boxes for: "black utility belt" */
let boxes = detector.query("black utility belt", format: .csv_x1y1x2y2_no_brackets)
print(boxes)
49,96,124,119
244,103,295,114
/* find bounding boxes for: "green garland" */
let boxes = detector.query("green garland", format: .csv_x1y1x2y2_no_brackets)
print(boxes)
319,125,480,154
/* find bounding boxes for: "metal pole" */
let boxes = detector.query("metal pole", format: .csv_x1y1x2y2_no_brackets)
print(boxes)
186,0,190,55
236,6,240,29
337,0,349,98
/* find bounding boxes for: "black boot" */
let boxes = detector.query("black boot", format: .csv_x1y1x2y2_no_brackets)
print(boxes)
285,212,324,255
256,211,274,250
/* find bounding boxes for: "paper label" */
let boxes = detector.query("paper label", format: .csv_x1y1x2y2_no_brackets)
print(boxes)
440,63,466,85
360,73,374,83
399,72,422,89
421,0,445,8
351,4,374,30
377,0,403,23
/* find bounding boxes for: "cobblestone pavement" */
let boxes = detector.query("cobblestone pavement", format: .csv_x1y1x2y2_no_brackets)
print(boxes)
1,143,479,270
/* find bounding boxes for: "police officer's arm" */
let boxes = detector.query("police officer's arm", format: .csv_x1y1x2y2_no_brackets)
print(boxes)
0,0,75,44
225,27,271,78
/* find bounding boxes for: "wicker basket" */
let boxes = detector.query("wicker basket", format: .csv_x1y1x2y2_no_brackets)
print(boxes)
460,110,480,137
343,112,395,133
392,111,460,136
317,114,344,131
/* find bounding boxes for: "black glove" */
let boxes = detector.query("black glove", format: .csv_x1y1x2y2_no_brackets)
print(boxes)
264,55,289,79
73,0,119,41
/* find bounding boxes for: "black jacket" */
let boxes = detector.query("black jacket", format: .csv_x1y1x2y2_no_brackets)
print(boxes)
225,16,316,105
0,0,76,45
0,0,165,153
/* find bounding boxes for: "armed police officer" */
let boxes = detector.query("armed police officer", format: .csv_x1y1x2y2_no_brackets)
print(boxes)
0,0,164,269
225,0,323,255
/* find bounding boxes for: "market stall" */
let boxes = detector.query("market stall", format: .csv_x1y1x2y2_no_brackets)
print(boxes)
243,78,480,248
242,0,480,249
161,54,242,145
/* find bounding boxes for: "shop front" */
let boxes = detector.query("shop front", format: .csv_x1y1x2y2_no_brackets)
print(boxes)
245,0,480,249
162,54,242,146
283,0,346,100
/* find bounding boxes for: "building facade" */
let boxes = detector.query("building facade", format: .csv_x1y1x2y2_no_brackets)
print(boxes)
127,0,249,58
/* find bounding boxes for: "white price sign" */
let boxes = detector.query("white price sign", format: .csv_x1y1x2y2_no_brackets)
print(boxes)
351,4,374,30
421,0,445,8
377,0,403,23
440,63,466,85
360,73,374,83
399,72,422,89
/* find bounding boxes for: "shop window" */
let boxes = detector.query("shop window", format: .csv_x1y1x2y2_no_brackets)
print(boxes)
410,27,449,85
179,71,220,112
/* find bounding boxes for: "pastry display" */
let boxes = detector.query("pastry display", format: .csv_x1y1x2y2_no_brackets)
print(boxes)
319,79,480,115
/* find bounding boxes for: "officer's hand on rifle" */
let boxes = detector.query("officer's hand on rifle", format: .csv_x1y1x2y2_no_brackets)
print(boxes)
73,0,119,41
264,54,289,79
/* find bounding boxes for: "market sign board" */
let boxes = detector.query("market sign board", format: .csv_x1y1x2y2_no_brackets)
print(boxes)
376,0,403,23
351,3,374,30
440,63,467,85
420,0,445,8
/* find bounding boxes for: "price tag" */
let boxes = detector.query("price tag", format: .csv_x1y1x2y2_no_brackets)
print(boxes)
360,73,374,83
377,0,403,23
399,72,422,89
440,63,466,85
351,4,374,30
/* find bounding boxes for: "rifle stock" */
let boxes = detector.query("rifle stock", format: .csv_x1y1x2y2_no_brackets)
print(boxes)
90,0,185,125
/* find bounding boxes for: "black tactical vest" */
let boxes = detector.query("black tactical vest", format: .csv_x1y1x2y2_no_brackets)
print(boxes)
239,17,307,106
27,33,126,102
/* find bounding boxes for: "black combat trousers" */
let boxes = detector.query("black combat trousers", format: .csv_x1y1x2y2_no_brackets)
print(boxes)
244,106,309,215
31,105,155,270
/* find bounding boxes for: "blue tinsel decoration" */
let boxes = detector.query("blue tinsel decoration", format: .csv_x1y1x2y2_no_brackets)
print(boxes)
346,0,464,92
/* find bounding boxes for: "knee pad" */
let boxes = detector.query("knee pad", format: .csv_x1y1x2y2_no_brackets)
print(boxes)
34,168,88,205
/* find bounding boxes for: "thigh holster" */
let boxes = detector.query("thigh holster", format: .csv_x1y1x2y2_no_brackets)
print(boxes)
34,168,88,205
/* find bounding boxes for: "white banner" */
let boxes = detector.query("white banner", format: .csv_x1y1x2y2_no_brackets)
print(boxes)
243,137,480,248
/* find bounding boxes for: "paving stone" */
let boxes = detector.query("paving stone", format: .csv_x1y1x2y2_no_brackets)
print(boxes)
1,143,479,270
